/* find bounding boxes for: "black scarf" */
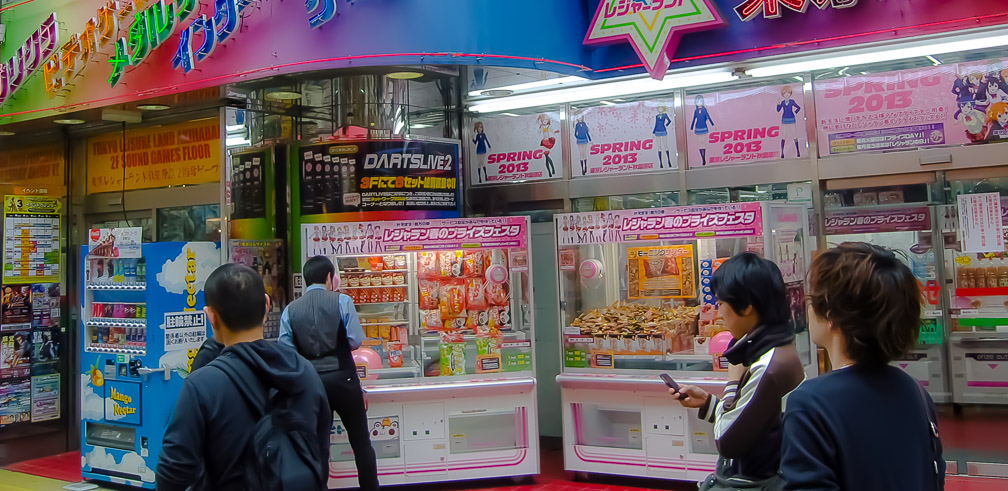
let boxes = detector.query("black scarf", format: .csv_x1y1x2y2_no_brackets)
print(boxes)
723,322,795,366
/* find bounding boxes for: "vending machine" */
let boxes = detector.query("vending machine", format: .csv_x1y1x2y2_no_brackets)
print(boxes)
79,236,220,489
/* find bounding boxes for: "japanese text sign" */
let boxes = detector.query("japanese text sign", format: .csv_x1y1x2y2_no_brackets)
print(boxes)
557,202,763,246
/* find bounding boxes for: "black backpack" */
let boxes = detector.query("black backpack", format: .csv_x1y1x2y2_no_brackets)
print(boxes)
214,356,327,491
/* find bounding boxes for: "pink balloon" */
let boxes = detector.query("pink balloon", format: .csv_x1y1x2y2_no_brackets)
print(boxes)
352,348,382,380
709,331,734,355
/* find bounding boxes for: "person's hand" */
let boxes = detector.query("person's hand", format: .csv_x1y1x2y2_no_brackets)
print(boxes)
670,384,708,408
728,363,746,381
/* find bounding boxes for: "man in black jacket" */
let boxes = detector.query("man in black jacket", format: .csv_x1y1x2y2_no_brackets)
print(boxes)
156,264,332,491
279,255,378,489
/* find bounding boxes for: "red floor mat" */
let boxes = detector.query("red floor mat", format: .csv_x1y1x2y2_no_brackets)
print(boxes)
3,450,81,483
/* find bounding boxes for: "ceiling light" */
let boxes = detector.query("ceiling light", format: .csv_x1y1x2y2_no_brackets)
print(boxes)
468,75,587,97
386,71,423,80
469,70,735,113
479,89,514,97
226,137,250,147
410,123,432,129
0,130,14,136
137,104,171,111
265,90,302,101
53,118,85,125
500,113,520,117
746,31,1008,78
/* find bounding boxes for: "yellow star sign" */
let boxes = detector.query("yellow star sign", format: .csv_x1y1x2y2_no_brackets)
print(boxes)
585,0,725,80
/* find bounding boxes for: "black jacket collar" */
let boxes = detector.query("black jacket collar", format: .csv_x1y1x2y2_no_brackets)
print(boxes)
723,322,795,366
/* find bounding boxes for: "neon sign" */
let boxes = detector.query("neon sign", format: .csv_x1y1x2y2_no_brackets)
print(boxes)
734,0,858,22
110,0,198,86
0,14,58,105
584,0,724,80
171,0,264,75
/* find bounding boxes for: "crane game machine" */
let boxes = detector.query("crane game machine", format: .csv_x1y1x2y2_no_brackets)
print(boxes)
79,228,220,488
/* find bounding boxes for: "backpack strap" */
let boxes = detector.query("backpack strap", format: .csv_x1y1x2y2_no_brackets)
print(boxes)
912,380,943,490
212,355,270,416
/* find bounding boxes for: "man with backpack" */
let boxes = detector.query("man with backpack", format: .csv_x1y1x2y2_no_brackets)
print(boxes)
279,255,379,490
156,264,332,491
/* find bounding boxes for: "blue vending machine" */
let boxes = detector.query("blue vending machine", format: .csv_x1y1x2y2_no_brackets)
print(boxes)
79,241,220,488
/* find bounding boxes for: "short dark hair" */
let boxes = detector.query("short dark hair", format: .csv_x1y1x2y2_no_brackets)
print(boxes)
204,263,266,332
808,242,921,366
303,256,335,286
711,252,789,326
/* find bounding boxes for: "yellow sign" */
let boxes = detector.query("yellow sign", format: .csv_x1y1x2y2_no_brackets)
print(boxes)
627,244,695,299
0,145,65,195
87,118,221,193
3,195,62,284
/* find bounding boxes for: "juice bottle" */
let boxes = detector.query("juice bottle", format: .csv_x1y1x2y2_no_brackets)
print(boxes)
957,266,970,288
998,258,1008,288
986,259,998,290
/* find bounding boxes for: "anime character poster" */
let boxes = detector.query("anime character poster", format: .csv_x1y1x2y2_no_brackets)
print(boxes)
31,283,60,328
685,84,808,168
469,112,563,185
1,284,32,325
1,330,31,379
568,99,677,177
230,240,287,339
815,58,1008,156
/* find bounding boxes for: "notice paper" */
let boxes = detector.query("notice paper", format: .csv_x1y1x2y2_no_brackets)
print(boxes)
957,192,1005,253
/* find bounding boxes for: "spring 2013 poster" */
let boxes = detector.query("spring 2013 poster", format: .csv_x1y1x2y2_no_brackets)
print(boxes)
469,112,563,185
685,84,808,168
569,100,677,177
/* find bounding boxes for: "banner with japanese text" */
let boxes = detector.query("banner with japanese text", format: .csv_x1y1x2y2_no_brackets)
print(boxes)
87,118,221,193
0,145,65,195
685,84,808,167
557,202,763,246
569,99,676,177
815,58,1008,156
468,112,563,185
824,206,931,235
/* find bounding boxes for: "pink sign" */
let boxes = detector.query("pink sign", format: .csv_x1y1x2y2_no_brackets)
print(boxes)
569,99,677,177
686,84,808,167
815,58,1008,156
824,206,931,235
557,202,763,246
301,217,528,263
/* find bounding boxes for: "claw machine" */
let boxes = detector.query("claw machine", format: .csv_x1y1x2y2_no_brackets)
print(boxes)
944,179,1008,405
79,229,220,488
300,216,539,488
821,183,951,402
554,202,815,482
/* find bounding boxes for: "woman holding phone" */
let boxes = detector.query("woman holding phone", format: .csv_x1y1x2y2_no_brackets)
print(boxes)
669,252,804,489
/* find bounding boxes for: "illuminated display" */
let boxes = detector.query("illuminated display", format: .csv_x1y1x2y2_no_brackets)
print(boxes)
734,0,859,22
0,14,58,105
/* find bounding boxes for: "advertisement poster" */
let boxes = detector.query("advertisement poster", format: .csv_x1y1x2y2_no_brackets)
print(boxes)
627,245,696,299
230,239,286,340
2,285,32,325
30,373,60,422
87,118,221,193
957,192,1005,253
685,84,807,168
31,283,60,329
0,378,30,424
31,329,60,365
231,150,268,221
469,112,563,185
88,227,142,258
1,329,31,379
3,195,61,284
824,206,932,235
298,140,460,217
569,100,677,177
815,58,1008,155
557,202,763,246
0,145,65,193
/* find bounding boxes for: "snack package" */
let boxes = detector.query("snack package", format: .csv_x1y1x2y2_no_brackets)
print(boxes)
420,310,443,331
368,256,384,272
475,332,502,355
378,324,391,340
439,331,466,376
438,251,464,277
439,281,467,316
418,280,439,310
493,305,513,328
417,252,439,277
467,309,489,329
463,250,485,277
444,316,468,331
465,278,488,310
387,342,403,368
486,282,509,306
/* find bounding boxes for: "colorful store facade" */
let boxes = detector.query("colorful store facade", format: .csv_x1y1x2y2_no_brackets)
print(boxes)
1,0,1008,487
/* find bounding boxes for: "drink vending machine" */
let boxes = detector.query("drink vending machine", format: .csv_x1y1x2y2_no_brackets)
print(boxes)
79,233,220,489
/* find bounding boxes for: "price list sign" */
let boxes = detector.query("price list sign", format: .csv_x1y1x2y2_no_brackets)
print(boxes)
3,196,61,284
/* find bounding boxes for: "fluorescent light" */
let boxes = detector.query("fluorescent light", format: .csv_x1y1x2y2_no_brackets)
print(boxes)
225,124,245,132
500,113,520,117
387,71,423,80
410,123,432,129
0,130,14,136
265,90,302,101
599,100,617,105
53,118,85,125
926,55,941,65
226,137,250,147
137,104,171,111
746,32,1008,78
468,76,587,97
469,70,735,113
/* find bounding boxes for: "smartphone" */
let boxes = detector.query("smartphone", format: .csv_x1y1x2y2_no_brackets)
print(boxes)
660,373,680,391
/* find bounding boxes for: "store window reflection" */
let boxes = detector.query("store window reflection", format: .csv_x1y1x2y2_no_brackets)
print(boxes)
573,192,678,212
157,205,221,242
689,184,790,205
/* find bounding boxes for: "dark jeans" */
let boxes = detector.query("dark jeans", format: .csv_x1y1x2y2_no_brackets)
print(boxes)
319,369,379,490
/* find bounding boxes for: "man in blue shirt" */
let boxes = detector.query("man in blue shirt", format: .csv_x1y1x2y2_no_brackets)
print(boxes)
278,256,377,490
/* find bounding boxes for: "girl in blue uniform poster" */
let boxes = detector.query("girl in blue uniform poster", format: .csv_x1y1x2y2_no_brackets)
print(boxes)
777,86,802,158
574,116,592,176
690,96,713,166
653,106,672,168
472,122,491,183
537,114,557,177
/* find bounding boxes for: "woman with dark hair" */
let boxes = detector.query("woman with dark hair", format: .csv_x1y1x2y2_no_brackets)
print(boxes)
780,242,944,490
670,252,805,487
